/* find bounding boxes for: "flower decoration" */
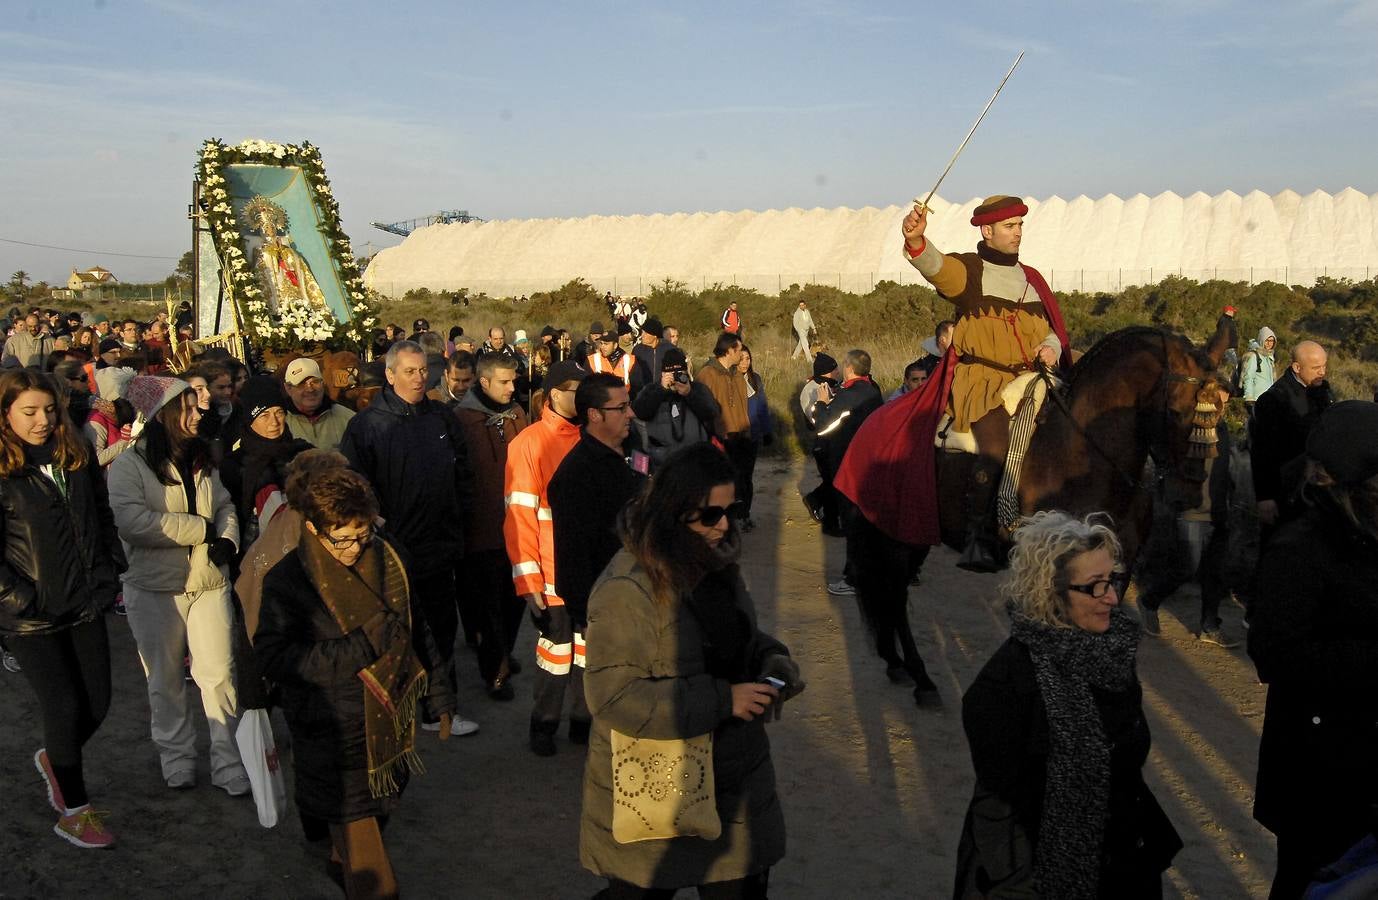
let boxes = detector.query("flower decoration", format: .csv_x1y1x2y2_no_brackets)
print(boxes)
197,137,377,353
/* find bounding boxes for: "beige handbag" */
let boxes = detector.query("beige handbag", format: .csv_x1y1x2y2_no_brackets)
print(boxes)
610,730,721,843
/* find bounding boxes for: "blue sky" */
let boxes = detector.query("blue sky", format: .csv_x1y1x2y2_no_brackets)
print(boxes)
3,0,1376,283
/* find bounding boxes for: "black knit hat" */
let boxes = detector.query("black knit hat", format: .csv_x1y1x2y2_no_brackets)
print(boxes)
238,374,287,423
813,353,838,379
663,348,688,370
1307,401,1378,484
617,321,634,337
99,337,122,354
641,317,664,339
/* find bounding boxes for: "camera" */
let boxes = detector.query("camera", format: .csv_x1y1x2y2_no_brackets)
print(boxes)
671,370,690,385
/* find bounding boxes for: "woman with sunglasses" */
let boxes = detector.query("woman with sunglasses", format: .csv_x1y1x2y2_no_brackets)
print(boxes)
0,370,121,848
955,511,1180,899
580,442,803,899
255,467,455,898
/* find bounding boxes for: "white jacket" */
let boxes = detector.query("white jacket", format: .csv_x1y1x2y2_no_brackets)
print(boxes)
108,447,239,594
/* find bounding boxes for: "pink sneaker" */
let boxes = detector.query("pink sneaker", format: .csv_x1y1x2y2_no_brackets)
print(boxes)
34,748,64,813
53,807,115,849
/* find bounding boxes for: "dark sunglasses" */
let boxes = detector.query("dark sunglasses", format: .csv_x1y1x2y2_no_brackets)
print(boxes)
686,501,747,527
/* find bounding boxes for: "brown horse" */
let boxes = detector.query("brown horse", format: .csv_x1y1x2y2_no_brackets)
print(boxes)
873,316,1235,701
931,315,1234,565
1016,314,1235,565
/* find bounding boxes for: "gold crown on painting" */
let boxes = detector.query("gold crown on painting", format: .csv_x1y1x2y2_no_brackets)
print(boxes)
241,195,289,235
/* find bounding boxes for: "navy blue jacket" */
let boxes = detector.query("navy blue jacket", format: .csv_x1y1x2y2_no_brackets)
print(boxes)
339,387,474,578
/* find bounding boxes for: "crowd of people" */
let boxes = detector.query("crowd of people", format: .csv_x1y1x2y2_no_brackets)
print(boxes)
1,193,1375,898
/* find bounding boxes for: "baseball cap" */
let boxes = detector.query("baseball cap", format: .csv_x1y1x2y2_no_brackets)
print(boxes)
546,359,587,389
284,357,323,386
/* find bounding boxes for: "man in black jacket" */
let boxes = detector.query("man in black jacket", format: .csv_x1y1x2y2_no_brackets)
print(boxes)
629,317,670,397
572,321,605,364
545,373,645,750
631,348,718,469
1251,339,1332,531
339,340,479,736
811,350,883,544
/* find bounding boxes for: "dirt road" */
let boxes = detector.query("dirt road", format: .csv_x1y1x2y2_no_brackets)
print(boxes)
0,459,1273,898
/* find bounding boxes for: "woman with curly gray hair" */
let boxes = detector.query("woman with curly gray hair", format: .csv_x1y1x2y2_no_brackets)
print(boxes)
953,511,1181,900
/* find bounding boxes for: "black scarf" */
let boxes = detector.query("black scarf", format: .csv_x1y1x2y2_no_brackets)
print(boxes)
22,441,66,498
237,427,307,525
1007,605,1139,900
679,531,751,682
977,240,1020,267
474,387,512,414
22,441,55,467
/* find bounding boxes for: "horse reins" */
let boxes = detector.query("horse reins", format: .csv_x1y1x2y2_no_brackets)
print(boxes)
1035,330,1208,494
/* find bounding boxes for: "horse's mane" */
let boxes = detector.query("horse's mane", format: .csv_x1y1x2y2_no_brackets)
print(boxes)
1069,325,1210,387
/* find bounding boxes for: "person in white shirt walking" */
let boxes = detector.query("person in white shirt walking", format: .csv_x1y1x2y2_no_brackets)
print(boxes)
791,301,816,361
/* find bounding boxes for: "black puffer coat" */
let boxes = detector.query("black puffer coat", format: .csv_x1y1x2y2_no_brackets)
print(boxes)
0,446,120,635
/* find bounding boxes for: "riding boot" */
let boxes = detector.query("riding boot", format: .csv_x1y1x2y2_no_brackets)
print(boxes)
958,457,1005,573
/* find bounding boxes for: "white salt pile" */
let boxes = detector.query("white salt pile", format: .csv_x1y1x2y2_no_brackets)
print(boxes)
364,190,1378,297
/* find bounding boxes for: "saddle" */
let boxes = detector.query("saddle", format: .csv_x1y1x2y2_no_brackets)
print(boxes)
933,371,1058,455
935,371,1062,535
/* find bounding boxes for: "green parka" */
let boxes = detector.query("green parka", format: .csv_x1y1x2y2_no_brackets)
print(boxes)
579,548,798,889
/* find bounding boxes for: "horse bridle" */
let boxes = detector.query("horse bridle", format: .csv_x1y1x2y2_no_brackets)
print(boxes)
1037,330,1211,494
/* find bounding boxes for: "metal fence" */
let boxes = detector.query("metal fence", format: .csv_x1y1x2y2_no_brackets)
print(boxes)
367,267,1378,300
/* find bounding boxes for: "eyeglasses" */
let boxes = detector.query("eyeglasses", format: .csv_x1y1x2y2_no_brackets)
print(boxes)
319,525,376,550
686,501,747,527
597,402,632,414
1065,570,1125,599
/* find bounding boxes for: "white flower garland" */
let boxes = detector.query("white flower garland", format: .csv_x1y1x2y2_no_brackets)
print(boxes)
198,138,380,352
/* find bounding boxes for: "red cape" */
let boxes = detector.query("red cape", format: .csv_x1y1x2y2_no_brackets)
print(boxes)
833,264,1070,545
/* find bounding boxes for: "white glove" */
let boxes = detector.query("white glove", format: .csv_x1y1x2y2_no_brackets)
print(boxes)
128,413,146,441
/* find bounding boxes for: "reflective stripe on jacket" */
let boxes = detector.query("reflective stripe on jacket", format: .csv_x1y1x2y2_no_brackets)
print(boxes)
503,405,580,603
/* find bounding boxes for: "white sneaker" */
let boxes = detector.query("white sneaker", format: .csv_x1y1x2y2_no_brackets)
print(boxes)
827,579,856,596
422,715,479,737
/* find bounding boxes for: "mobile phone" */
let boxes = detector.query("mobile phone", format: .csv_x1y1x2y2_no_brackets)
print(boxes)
761,676,786,690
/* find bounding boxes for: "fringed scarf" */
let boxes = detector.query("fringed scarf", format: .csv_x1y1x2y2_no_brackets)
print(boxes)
298,526,428,798
1007,605,1139,900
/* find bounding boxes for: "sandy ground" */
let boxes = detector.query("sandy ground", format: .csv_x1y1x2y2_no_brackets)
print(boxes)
0,459,1274,899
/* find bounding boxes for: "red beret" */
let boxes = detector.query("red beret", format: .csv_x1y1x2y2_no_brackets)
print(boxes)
971,195,1028,227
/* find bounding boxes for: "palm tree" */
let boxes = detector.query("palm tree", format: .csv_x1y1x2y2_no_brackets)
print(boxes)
8,270,29,296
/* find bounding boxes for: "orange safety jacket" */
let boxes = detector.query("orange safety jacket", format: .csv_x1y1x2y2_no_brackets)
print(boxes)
585,351,635,387
503,404,581,607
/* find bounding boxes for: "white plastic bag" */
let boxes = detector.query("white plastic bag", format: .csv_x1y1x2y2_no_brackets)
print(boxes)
235,708,287,828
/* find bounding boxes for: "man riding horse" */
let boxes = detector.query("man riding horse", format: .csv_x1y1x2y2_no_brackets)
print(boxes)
901,196,1072,570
